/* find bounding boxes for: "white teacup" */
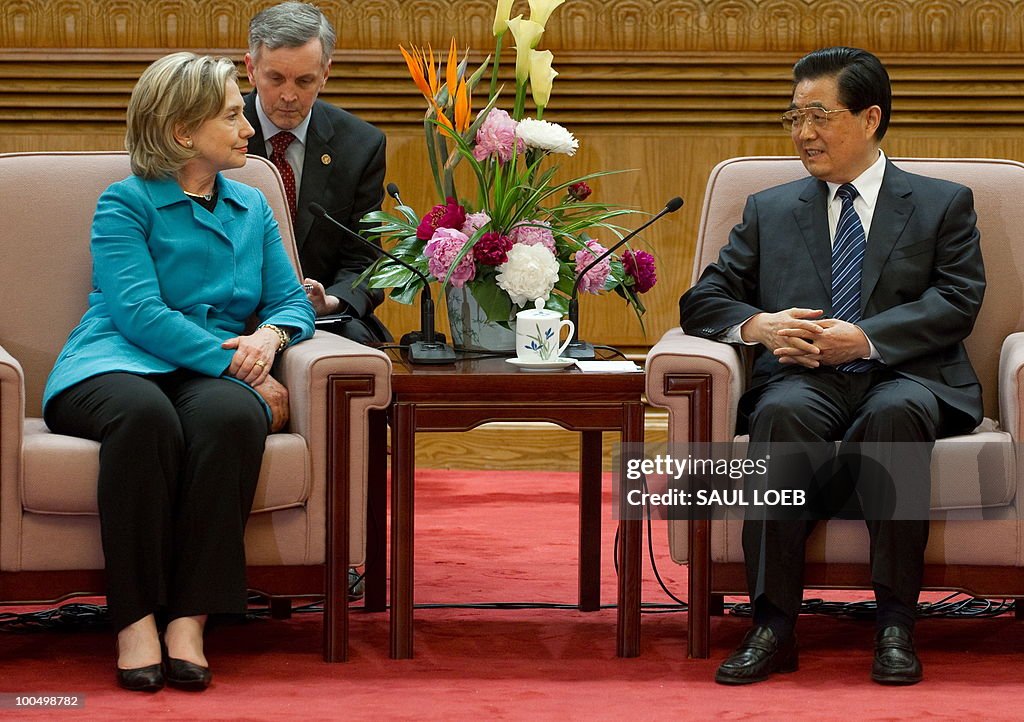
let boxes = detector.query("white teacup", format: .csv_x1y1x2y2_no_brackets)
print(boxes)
515,300,575,362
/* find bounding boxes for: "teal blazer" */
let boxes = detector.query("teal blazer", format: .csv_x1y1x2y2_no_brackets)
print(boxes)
44,173,316,416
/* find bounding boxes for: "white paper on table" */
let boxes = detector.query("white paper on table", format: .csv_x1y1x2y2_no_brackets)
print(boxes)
573,360,643,373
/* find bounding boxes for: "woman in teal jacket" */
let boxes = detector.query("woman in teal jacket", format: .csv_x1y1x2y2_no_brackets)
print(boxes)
43,53,314,692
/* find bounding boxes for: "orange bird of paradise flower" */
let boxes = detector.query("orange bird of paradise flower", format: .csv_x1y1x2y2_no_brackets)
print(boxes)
400,39,471,135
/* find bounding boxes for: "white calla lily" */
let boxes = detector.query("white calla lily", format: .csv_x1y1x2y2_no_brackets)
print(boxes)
528,0,566,29
529,50,557,109
507,15,545,82
493,0,516,35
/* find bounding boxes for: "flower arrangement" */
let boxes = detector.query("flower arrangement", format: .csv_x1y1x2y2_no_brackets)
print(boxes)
360,0,658,331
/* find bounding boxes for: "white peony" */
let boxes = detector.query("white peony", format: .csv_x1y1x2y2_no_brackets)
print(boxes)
515,117,578,156
496,243,561,306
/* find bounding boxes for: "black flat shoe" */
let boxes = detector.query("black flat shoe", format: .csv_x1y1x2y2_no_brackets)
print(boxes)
117,663,164,692
164,657,212,690
872,625,922,685
715,625,798,685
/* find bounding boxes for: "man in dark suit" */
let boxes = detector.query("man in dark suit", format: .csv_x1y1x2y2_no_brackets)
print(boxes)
680,47,985,685
244,1,390,344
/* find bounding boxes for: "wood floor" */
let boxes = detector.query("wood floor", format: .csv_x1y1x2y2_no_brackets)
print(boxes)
414,408,668,471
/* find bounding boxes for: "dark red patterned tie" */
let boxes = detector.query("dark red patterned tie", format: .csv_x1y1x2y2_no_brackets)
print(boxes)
269,131,297,222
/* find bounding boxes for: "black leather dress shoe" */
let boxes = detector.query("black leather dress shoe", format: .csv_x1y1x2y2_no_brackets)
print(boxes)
872,625,922,685
164,657,212,691
117,663,164,692
715,625,798,685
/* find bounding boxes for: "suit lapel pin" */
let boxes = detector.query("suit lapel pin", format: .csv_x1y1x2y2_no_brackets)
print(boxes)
321,154,331,165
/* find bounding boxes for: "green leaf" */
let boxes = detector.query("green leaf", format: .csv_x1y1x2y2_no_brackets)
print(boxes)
468,281,514,323
390,280,425,306
544,293,569,316
369,263,417,288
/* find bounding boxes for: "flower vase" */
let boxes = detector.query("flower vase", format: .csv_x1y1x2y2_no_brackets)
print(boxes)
445,285,515,353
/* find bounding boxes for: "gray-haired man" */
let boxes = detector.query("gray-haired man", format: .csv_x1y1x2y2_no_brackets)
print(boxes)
245,1,391,345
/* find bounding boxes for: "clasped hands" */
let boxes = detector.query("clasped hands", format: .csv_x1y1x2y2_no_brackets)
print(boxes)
740,308,870,369
221,327,289,432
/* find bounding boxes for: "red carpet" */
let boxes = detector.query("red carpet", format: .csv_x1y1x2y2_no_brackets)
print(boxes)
2,469,1023,720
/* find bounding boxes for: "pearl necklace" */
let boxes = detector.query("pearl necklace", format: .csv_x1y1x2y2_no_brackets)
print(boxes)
183,190,214,201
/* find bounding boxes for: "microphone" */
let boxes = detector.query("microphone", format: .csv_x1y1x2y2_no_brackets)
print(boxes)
386,182,403,206
565,196,684,360
308,202,457,364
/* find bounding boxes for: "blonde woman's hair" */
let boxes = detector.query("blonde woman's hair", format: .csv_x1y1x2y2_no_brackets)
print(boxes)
125,52,238,179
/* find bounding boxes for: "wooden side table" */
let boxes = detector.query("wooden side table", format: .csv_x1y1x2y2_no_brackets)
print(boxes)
366,353,646,659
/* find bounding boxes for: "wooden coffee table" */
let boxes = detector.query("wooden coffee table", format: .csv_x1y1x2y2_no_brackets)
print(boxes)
363,352,646,659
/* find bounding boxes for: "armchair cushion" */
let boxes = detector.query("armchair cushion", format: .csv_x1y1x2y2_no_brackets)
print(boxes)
21,419,310,515
731,429,1015,512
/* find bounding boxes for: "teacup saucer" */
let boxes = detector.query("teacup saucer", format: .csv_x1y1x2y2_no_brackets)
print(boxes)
505,357,575,371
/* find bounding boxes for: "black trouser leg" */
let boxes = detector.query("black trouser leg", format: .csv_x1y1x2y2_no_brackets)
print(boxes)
743,373,851,627
845,377,940,630
44,373,184,632
162,375,268,619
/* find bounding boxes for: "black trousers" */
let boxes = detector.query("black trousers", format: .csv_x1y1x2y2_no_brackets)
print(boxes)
44,371,268,632
741,368,949,632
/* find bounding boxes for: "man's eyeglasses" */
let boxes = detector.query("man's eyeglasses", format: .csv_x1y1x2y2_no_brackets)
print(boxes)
781,106,853,132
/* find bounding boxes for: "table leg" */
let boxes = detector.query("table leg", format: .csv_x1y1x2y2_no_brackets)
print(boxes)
364,408,388,613
616,401,645,657
390,402,415,659
323,378,352,662
579,431,602,612
688,519,712,658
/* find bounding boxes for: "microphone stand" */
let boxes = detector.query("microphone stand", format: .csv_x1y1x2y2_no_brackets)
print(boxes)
308,202,457,364
564,197,684,360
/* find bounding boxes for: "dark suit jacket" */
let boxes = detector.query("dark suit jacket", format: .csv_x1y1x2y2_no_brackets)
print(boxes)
244,93,390,342
680,160,986,433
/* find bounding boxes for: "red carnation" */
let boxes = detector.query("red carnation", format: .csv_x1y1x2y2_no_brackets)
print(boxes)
623,249,657,293
473,231,514,265
567,181,592,202
416,197,467,241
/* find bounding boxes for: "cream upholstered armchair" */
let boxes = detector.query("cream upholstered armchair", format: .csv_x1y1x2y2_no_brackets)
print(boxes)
646,157,1024,658
0,152,391,661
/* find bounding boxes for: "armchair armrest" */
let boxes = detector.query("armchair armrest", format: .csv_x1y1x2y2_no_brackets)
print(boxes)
645,328,745,443
272,331,392,563
274,332,392,439
0,343,25,570
999,331,1024,442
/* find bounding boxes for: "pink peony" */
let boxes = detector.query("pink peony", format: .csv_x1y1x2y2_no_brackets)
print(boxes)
623,249,657,293
424,227,476,287
416,197,467,241
567,181,592,202
461,211,492,236
472,108,524,163
510,220,556,254
473,231,514,266
574,240,611,294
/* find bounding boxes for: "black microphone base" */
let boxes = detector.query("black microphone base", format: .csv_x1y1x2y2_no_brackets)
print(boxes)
407,341,458,364
400,330,447,346
563,340,596,360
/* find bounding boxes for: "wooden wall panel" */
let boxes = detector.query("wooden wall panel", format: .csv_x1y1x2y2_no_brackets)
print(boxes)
3,1,1024,350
